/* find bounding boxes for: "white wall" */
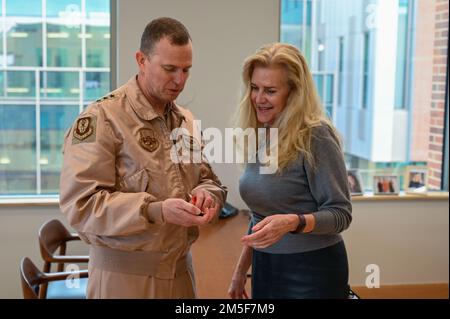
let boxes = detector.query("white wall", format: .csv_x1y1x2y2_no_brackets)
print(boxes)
0,205,87,299
344,199,449,286
116,0,280,208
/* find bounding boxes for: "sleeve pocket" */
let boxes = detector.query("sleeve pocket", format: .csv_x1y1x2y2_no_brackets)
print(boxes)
119,169,150,193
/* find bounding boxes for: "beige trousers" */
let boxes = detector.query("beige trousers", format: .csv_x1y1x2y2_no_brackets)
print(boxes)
86,265,196,299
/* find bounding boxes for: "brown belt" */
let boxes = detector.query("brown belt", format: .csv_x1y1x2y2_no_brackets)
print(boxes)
89,245,190,278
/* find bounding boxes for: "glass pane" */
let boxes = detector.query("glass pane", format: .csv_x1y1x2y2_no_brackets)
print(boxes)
86,0,110,13
281,0,304,25
46,0,81,17
281,0,312,62
0,0,111,197
6,0,42,17
280,0,448,191
326,104,333,120
281,0,304,53
86,25,110,67
85,72,109,102
40,105,79,194
46,0,82,67
314,75,324,101
5,0,42,66
0,6,2,67
326,75,333,104
6,71,35,98
40,71,79,99
306,0,312,25
394,0,409,109
0,105,36,195
86,0,110,68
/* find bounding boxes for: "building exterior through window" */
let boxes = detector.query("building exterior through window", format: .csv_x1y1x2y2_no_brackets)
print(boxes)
281,0,449,191
0,0,110,196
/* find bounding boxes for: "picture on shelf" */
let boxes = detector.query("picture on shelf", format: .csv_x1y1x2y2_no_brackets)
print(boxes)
373,175,399,195
347,169,363,196
405,167,428,194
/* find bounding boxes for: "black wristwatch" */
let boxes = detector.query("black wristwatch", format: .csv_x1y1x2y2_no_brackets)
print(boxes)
290,214,306,234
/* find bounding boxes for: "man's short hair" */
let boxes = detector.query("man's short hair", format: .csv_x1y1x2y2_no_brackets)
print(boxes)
140,17,191,55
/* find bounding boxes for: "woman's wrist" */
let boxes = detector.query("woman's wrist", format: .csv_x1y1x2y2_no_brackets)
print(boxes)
303,214,315,233
232,271,247,280
233,265,250,278
289,213,315,234
290,214,306,234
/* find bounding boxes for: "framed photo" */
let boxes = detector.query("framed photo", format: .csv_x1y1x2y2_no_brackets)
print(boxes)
373,175,399,195
405,167,428,194
347,169,363,196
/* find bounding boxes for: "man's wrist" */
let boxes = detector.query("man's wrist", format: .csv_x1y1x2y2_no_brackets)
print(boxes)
146,200,165,224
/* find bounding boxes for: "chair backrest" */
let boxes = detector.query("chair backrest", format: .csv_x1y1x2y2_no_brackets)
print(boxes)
20,257,43,299
20,257,89,299
38,219,73,267
38,219,89,298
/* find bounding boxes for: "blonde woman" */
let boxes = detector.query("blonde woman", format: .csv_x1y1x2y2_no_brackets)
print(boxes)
228,43,352,299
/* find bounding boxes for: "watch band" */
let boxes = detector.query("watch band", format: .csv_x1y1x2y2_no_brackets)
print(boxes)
290,214,306,234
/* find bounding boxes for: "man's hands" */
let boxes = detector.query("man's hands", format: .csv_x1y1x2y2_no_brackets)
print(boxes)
190,189,220,223
161,189,220,227
240,214,299,249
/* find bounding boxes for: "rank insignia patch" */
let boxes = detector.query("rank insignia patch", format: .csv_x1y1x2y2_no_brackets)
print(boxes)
138,128,159,152
72,116,97,144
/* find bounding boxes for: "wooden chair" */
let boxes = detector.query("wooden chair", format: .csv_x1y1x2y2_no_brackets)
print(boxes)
20,257,88,299
38,219,89,298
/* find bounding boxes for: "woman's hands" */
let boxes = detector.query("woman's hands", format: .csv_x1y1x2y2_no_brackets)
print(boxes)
228,273,249,299
240,214,300,249
228,245,252,299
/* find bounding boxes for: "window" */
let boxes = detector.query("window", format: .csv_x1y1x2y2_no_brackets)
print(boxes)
280,0,449,192
313,73,334,120
394,0,412,109
281,0,313,62
0,0,111,196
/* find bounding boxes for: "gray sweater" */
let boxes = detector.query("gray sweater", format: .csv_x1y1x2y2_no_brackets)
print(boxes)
239,125,352,254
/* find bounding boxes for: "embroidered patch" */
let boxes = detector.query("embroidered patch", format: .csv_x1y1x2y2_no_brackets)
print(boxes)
138,128,159,152
72,116,97,144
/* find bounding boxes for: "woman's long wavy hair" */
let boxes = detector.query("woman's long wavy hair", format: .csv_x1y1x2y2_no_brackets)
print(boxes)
234,43,341,172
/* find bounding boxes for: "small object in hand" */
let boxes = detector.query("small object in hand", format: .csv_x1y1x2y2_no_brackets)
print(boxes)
190,195,204,216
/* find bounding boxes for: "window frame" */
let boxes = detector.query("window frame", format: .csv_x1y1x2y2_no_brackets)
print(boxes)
0,0,113,200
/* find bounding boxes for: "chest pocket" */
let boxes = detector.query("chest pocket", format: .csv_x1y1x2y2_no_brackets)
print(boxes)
119,169,150,193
